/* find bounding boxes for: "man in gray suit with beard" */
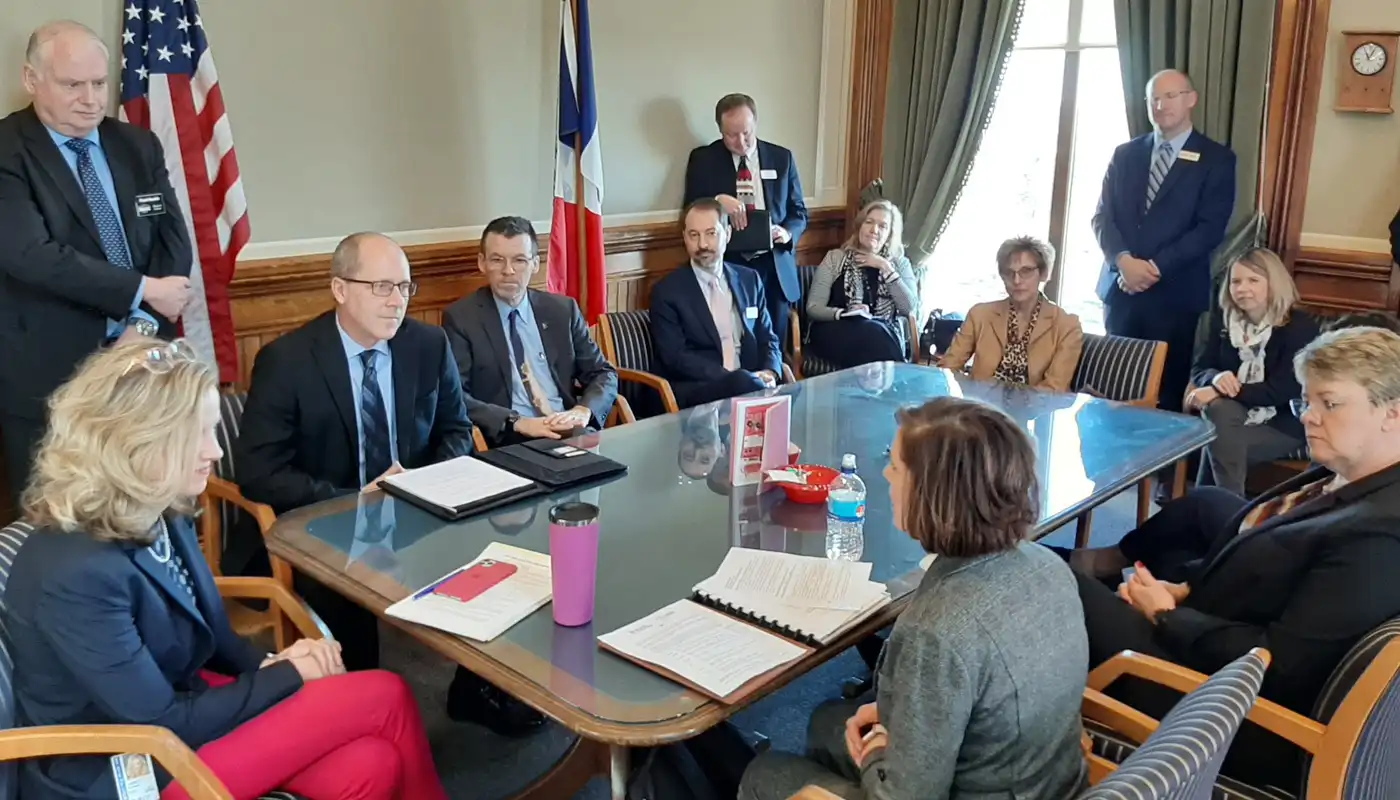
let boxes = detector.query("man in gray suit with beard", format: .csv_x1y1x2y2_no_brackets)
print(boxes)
442,216,617,447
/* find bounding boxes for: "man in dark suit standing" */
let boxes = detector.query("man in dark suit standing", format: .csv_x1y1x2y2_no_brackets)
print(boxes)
442,216,617,447
683,93,807,350
1093,69,1236,414
235,233,543,736
651,198,784,408
0,21,194,502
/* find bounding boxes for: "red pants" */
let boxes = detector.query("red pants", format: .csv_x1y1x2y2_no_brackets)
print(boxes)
161,669,448,800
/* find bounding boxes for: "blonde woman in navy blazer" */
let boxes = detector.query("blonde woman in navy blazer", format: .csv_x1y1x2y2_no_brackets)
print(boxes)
6,340,448,800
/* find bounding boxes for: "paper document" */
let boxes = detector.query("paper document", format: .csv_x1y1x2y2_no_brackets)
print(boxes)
599,600,806,698
385,542,551,642
381,456,532,511
696,549,874,610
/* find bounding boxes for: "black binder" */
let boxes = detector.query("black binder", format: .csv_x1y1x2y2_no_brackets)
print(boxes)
379,471,543,522
475,439,627,488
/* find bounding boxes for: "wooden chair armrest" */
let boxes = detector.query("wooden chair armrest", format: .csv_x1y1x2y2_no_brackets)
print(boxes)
1087,649,1214,694
0,725,232,800
1082,687,1160,744
199,477,292,588
214,576,332,641
607,394,636,427
617,368,680,414
789,309,804,379
904,313,920,362
781,363,797,384
472,426,489,452
788,787,845,800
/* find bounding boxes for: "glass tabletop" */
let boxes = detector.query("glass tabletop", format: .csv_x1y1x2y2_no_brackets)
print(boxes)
267,363,1212,734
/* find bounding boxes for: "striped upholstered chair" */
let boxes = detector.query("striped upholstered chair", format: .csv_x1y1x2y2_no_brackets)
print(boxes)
1068,333,1169,546
1085,623,1400,799
0,521,316,800
1081,649,1270,799
597,310,680,417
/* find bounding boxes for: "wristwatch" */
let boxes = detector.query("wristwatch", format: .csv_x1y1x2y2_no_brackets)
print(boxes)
505,410,521,433
127,316,159,338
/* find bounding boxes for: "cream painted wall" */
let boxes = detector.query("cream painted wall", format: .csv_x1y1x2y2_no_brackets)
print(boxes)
3,0,851,258
1299,0,1400,252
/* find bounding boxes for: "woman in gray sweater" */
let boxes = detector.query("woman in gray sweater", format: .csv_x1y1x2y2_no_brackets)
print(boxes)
805,200,918,369
740,397,1088,800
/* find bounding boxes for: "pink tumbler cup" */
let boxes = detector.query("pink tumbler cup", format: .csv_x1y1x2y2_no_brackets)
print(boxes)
549,502,600,627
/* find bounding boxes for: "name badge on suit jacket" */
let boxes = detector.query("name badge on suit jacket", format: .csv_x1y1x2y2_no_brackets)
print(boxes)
760,169,778,179
745,306,759,320
1177,150,1200,162
135,193,166,217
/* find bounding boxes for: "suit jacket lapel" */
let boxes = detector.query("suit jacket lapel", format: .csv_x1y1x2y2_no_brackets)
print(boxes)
18,106,103,247
311,313,359,454
756,140,776,209
1198,467,1338,577
987,301,1009,348
717,141,739,196
129,521,207,630
530,291,573,393
1128,136,1153,221
1027,301,1056,347
388,330,417,459
100,120,142,258
724,266,752,346
687,268,724,350
475,289,514,391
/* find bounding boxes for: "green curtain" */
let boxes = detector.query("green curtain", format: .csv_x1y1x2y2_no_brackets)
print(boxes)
1114,0,1277,272
883,0,1024,263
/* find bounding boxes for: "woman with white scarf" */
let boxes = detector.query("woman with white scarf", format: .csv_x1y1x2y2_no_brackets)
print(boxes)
1188,248,1318,494
805,200,918,370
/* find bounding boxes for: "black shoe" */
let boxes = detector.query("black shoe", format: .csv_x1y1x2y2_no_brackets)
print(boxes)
446,669,546,737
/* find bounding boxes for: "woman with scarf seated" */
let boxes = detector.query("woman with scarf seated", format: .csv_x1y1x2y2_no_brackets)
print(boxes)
1188,247,1317,495
804,200,918,369
938,237,1083,392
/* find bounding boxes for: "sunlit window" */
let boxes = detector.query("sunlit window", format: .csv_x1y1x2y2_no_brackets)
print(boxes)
920,0,1127,335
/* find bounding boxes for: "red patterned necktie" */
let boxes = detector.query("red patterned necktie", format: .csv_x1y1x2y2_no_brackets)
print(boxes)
737,155,756,211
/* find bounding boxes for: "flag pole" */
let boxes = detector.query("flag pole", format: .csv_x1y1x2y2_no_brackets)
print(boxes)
571,0,590,316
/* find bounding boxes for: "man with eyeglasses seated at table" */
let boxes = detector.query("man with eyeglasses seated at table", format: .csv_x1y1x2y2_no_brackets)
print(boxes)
442,215,617,447
235,232,546,737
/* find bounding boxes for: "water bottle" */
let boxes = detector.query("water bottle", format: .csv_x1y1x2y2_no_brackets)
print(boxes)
826,453,866,561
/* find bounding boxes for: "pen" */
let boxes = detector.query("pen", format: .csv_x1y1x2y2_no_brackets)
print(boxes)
412,566,466,600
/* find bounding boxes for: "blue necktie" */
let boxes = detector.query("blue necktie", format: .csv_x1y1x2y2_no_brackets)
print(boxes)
63,139,132,268
1145,142,1173,211
359,350,392,485
507,310,528,374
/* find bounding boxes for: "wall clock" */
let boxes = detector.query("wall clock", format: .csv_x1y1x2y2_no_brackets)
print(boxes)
1336,31,1399,113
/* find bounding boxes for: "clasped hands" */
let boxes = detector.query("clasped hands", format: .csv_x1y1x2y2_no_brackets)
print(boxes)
260,638,345,681
1115,254,1160,295
844,702,888,768
1117,562,1190,623
515,406,591,440
1185,370,1242,411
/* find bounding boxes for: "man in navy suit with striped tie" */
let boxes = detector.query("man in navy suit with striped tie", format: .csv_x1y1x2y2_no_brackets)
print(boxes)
1093,69,1236,414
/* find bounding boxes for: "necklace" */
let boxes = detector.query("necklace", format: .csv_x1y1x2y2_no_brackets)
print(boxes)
147,518,172,564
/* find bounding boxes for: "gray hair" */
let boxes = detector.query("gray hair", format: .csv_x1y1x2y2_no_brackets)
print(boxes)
25,20,108,71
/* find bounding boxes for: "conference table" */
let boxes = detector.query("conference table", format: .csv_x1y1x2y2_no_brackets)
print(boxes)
265,362,1214,799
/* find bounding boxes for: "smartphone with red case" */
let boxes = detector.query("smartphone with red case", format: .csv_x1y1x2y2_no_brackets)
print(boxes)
433,559,517,603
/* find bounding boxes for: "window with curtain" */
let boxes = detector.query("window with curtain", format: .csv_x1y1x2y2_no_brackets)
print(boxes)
920,0,1126,334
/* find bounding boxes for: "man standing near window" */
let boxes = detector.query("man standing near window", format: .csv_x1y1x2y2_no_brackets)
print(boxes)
1092,69,1236,414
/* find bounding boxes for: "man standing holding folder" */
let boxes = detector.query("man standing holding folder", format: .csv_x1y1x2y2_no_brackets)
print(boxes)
684,93,808,350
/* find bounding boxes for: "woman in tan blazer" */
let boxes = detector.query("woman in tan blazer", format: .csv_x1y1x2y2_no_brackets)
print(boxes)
939,237,1084,392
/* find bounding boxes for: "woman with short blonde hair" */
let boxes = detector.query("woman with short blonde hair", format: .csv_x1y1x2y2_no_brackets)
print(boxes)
1187,247,1317,493
804,199,918,369
8,339,448,800
1064,326,1400,791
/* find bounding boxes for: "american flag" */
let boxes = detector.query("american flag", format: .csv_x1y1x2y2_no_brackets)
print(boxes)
119,0,247,382
546,0,606,324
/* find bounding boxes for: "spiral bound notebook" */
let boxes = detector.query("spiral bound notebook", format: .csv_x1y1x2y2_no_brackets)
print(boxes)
689,549,891,647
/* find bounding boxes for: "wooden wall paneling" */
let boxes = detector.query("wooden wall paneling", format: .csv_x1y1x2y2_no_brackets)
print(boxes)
1292,247,1400,314
226,208,846,388
845,0,896,216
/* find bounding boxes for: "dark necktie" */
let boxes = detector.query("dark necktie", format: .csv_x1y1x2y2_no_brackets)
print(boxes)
63,139,132,268
359,350,392,485
508,310,553,415
736,155,756,211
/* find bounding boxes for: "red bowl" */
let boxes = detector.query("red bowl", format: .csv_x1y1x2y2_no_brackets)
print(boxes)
776,465,840,504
